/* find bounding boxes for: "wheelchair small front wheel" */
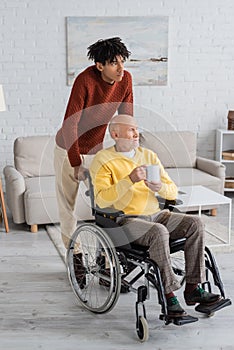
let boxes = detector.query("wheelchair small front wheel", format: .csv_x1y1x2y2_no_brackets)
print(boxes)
67,223,121,314
137,316,149,342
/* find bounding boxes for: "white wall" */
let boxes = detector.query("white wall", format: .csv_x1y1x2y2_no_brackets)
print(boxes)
1,0,234,182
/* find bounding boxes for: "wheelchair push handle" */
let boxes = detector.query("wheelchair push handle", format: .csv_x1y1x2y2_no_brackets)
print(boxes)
84,170,96,216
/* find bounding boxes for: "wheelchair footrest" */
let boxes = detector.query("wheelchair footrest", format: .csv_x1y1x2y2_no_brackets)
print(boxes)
195,298,232,316
159,314,198,326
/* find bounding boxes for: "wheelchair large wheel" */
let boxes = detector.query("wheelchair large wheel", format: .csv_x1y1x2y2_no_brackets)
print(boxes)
67,223,122,314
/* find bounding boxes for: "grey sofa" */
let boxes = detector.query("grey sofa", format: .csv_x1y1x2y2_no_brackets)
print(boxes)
3,135,92,232
3,131,225,232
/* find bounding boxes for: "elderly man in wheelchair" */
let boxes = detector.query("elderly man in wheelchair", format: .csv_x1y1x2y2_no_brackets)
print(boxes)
66,114,231,341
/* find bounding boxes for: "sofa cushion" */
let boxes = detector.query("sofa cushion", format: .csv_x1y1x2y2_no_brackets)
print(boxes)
24,176,58,225
25,176,57,199
14,135,55,177
167,168,223,193
24,176,93,224
140,131,197,168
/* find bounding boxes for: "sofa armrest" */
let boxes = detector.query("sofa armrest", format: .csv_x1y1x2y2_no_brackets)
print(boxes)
196,157,226,179
3,165,26,223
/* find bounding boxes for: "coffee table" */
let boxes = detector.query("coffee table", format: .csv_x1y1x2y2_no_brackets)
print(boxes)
174,185,232,246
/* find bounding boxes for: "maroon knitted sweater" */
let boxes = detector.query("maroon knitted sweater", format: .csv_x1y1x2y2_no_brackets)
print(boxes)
56,65,133,167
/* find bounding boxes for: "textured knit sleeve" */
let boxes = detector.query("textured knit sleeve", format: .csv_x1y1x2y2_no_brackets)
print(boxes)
90,152,133,209
61,75,87,167
155,156,178,200
118,71,133,116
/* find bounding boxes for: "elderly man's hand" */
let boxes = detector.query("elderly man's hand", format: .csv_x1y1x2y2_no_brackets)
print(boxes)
144,180,162,192
129,166,147,183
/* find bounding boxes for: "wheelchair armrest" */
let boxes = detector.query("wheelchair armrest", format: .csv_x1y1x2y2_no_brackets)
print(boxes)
94,207,125,219
157,197,183,211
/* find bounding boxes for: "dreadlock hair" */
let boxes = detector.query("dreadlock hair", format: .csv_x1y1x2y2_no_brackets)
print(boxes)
87,37,131,65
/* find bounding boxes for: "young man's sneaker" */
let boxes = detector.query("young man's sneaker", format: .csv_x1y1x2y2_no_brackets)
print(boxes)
73,253,86,288
167,296,187,317
184,287,221,306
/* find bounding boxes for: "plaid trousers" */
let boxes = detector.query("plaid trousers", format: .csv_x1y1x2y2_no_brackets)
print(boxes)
118,210,206,294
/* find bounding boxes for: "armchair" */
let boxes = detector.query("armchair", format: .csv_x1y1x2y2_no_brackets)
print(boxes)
3,135,93,232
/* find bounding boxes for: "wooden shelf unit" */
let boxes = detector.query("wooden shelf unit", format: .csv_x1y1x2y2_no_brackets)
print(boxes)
216,129,234,192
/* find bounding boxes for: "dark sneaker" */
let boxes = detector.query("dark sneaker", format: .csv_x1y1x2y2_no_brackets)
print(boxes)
73,253,86,288
184,287,221,306
167,296,187,317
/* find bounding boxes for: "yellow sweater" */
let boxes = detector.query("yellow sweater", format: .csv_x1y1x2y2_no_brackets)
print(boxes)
90,146,178,216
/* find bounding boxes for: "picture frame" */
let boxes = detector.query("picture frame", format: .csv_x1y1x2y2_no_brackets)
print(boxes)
66,16,169,86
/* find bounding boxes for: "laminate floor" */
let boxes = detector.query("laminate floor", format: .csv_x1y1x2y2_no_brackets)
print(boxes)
0,194,234,350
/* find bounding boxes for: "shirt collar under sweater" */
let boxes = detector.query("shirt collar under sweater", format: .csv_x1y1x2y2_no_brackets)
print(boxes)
117,149,136,158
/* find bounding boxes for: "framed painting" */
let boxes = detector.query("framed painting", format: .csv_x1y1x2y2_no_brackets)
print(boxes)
66,16,169,86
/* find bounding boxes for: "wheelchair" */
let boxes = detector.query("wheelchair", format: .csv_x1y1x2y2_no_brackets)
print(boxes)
66,173,231,342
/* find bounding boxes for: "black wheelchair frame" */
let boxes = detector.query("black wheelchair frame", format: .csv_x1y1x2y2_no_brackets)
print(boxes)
66,173,231,342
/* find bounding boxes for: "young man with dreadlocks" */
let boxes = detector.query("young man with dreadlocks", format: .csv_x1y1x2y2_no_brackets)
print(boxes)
54,37,133,257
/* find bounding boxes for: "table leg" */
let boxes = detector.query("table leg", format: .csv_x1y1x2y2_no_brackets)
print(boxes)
228,201,232,245
198,206,202,217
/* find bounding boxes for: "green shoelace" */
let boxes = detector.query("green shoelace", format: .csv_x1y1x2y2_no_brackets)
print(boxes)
169,296,179,305
197,287,207,296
